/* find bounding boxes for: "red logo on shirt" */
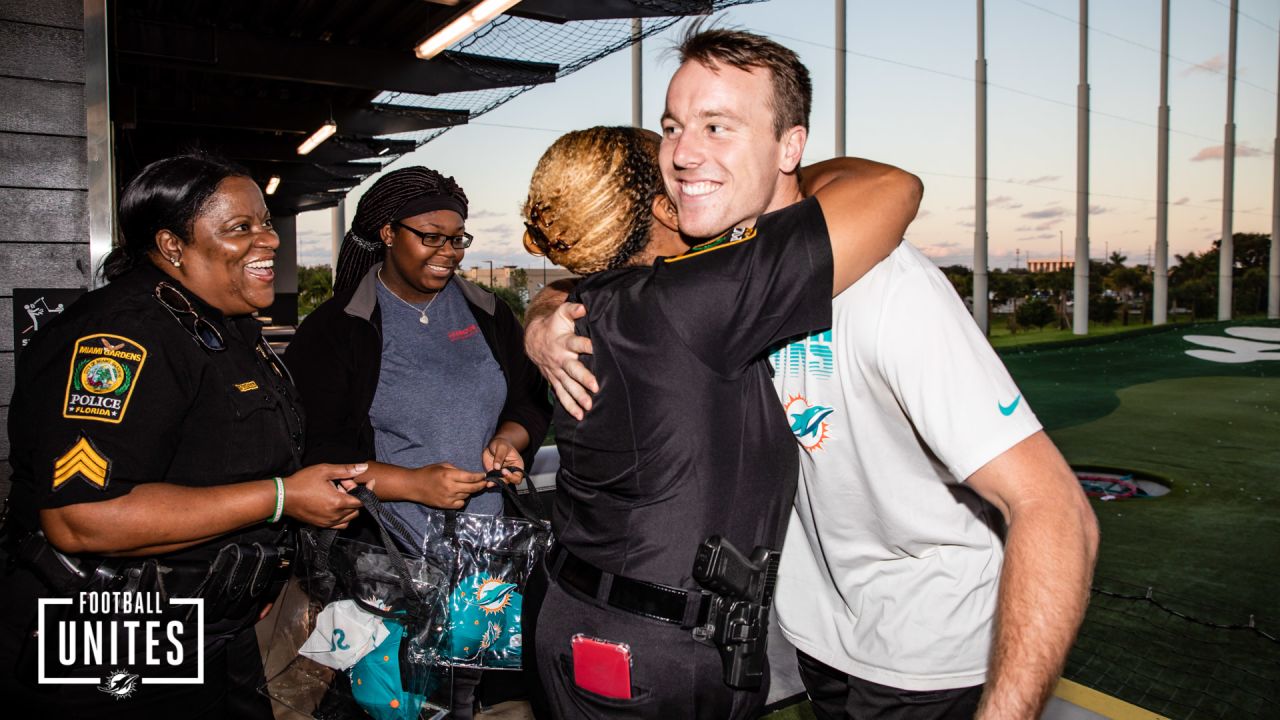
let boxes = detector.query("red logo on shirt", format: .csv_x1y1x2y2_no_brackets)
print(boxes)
449,324,479,342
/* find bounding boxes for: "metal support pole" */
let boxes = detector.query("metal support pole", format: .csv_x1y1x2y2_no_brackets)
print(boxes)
632,18,643,128
85,0,113,287
1219,0,1238,320
1074,0,1090,334
974,0,988,333
331,202,345,279
835,0,847,156
1155,0,1170,325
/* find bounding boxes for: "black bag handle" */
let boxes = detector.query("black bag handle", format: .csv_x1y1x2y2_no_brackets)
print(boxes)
310,485,422,605
441,467,549,548
489,466,550,527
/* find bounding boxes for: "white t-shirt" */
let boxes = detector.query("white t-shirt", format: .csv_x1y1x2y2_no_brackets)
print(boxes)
771,242,1042,692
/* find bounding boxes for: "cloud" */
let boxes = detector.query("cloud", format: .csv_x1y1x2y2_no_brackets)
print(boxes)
1191,144,1266,161
296,229,333,267
1035,219,1063,230
916,242,960,259
1015,225,1034,231
468,209,505,219
961,196,1023,211
1023,175,1061,185
1088,205,1108,215
1181,54,1226,77
957,220,975,228
915,209,931,218
1174,197,1190,205
1017,233,1057,242
1022,206,1067,220
480,223,518,237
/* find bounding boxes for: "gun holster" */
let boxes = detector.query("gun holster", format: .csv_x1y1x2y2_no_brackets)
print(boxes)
690,536,781,690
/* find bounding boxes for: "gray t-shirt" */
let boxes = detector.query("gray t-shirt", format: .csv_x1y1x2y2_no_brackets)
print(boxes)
370,277,507,550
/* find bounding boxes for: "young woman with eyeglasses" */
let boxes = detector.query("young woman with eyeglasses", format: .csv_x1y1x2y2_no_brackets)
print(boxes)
285,166,551,718
0,153,370,718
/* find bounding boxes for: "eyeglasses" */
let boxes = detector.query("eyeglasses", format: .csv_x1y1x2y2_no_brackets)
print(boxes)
256,336,294,386
394,221,474,249
155,282,226,352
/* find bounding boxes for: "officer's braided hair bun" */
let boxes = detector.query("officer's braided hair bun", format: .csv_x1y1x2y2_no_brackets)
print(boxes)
522,126,663,275
334,166,468,293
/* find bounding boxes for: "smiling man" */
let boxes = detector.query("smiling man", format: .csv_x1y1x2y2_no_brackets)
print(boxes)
526,28,1099,720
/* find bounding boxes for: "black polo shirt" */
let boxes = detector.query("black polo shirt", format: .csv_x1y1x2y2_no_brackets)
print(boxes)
554,196,833,589
5,263,303,564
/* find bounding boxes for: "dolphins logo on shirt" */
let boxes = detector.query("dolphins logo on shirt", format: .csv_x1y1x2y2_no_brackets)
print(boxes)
783,395,834,451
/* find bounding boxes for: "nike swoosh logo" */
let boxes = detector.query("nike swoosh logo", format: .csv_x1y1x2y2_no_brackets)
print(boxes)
999,395,1021,416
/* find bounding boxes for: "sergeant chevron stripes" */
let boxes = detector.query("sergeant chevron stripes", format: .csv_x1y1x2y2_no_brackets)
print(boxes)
52,433,110,491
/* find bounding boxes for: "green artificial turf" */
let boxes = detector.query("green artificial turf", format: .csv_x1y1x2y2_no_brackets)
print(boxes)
1001,320,1280,719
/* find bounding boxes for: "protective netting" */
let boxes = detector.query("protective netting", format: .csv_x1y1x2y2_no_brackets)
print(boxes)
375,0,765,146
1066,577,1279,719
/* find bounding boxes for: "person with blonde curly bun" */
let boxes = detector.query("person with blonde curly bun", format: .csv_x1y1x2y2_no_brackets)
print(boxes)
520,123,920,719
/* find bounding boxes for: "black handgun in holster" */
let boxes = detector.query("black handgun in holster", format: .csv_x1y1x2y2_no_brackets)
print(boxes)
691,535,781,690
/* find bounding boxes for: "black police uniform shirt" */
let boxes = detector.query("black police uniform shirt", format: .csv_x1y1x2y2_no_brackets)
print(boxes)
554,195,834,589
6,262,304,568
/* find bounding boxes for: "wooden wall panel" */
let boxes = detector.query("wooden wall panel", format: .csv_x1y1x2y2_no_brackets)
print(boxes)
0,297,10,352
0,20,83,83
0,243,89,296
0,77,86,136
0,188,88,244
0,0,82,30
0,133,87,189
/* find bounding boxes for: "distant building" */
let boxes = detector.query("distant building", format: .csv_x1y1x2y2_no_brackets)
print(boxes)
460,265,580,299
1027,259,1075,273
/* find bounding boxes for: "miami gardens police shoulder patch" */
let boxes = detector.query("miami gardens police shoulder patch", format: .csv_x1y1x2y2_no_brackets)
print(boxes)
62,333,147,424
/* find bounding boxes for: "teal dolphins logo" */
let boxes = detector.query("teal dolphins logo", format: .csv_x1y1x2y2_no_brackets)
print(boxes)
448,574,523,665
783,395,834,450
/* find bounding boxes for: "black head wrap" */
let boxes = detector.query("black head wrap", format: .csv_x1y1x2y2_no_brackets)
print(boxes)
334,166,469,293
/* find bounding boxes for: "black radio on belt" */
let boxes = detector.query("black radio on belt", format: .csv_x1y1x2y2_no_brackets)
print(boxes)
691,536,780,690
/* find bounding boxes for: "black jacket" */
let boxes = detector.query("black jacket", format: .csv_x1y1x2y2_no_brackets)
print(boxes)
285,264,550,471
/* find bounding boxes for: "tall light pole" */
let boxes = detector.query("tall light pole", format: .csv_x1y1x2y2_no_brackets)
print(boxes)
974,0,989,333
1154,0,1171,325
1270,11,1279,319
835,0,847,156
632,18,643,128
1219,0,1239,320
1073,0,1091,335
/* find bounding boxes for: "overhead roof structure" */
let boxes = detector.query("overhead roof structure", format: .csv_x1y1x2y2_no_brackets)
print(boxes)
110,0,762,216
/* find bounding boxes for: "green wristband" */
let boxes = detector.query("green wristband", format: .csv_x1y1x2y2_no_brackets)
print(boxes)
269,476,284,523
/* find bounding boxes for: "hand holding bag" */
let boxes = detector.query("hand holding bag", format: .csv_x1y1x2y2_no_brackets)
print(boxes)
261,486,453,720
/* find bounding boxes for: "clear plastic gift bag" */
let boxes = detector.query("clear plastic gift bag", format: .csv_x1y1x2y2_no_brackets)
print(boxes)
261,487,453,720
419,478,552,670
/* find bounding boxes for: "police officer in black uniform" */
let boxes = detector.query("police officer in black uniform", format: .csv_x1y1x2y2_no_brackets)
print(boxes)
0,154,368,719
518,125,920,719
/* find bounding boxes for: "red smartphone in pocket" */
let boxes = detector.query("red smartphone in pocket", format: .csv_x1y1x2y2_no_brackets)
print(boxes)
570,634,633,700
